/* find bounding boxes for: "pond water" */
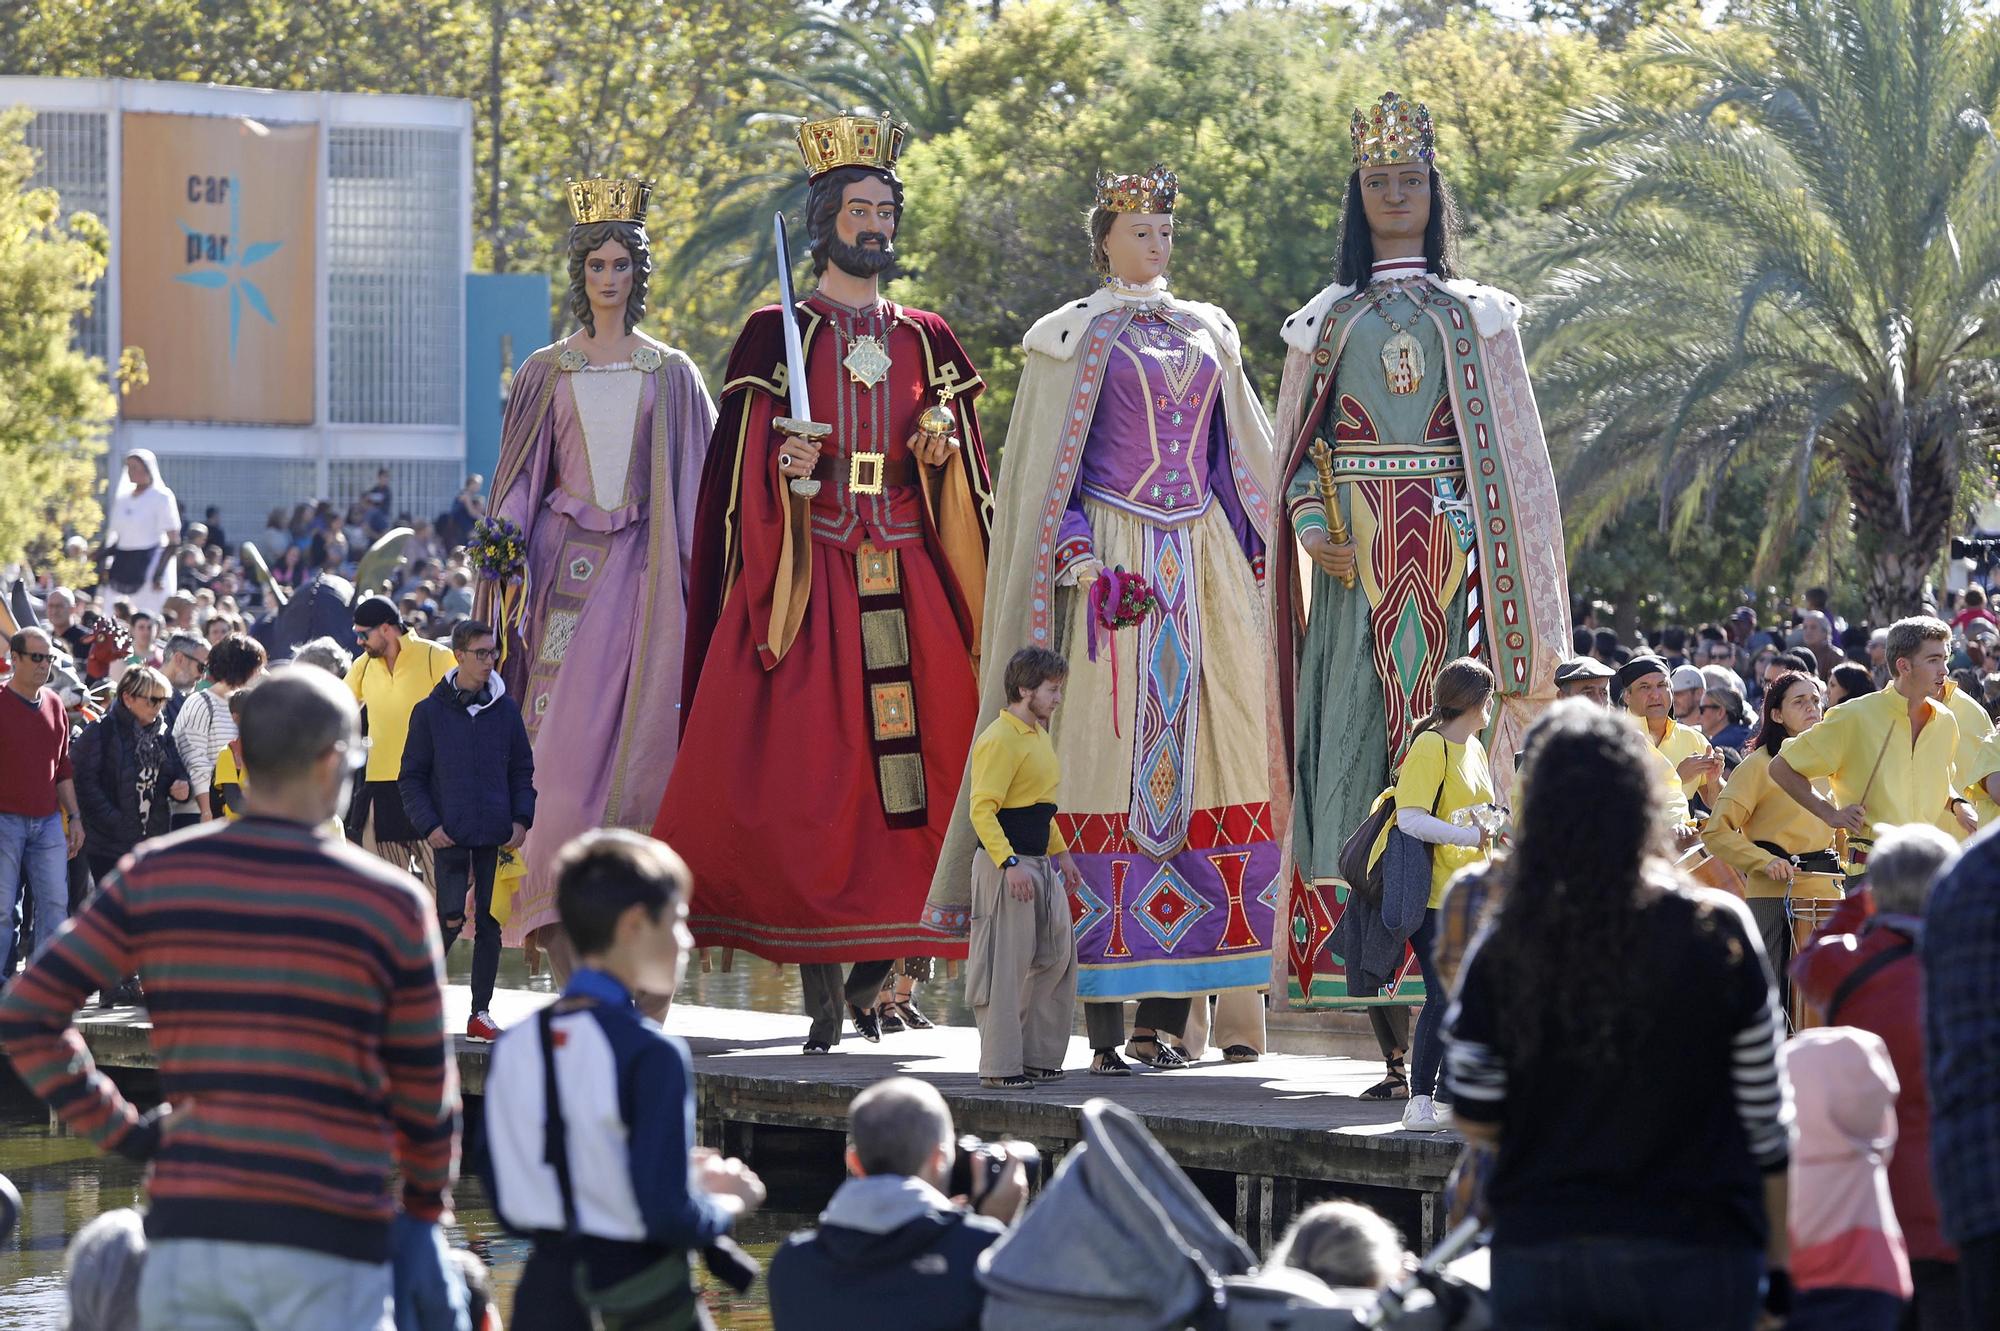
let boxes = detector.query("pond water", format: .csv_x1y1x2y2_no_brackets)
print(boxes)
0,947,968,1328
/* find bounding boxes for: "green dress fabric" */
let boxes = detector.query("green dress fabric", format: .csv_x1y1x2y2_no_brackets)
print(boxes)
1284,289,1467,1007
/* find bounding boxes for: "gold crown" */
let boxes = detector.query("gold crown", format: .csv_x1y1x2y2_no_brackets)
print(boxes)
1094,164,1179,214
566,178,652,226
1350,91,1436,168
795,113,905,180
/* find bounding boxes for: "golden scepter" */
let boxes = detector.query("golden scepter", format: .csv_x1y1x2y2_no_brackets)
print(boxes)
1307,438,1358,590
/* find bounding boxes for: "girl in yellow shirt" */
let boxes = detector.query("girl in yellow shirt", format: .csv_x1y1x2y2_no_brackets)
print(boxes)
1374,656,1497,1132
1701,669,1836,1011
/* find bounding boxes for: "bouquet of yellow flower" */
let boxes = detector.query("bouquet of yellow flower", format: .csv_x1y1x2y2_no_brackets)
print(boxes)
467,516,528,665
467,516,527,582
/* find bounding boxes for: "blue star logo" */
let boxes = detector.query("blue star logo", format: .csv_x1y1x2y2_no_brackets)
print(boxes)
173,177,282,359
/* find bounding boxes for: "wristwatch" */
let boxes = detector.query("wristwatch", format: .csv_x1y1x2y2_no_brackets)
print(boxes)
1002,855,1021,869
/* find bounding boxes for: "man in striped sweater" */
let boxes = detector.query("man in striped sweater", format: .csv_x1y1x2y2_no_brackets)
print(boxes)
0,666,462,1331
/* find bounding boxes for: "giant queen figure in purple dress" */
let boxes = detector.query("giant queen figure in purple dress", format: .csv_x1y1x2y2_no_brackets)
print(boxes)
480,178,713,982
929,166,1284,1073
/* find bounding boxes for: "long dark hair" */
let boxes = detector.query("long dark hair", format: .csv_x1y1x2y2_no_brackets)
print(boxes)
566,220,651,337
806,165,905,277
1754,670,1822,756
1334,166,1461,289
1485,702,1668,1069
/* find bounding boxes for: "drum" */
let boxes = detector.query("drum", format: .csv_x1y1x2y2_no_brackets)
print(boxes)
1787,884,1843,1032
1673,843,1747,898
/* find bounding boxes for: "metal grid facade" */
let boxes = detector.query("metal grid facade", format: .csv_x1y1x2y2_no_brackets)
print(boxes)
327,459,462,530
329,126,463,427
23,110,110,364
165,456,321,552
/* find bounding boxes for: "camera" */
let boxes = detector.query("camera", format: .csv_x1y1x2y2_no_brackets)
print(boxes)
947,1135,1042,1205
1951,536,2000,564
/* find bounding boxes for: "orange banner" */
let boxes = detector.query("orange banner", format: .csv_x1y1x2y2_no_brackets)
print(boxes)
120,113,317,424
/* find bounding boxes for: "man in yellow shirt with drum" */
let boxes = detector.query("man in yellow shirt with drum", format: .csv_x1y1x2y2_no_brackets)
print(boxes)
1770,616,1978,859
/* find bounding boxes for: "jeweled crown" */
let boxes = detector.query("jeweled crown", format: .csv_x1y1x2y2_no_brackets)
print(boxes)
795,113,906,180
1350,91,1436,168
567,178,652,226
1094,164,1179,214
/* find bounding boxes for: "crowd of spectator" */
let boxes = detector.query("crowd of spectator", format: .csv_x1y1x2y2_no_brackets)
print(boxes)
9,461,2000,1329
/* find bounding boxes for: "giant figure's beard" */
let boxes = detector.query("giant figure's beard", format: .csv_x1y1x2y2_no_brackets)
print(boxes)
826,232,897,279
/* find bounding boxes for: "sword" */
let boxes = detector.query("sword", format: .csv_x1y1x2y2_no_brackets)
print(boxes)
772,211,831,498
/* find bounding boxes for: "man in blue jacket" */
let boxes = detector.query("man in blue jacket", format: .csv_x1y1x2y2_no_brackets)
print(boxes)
400,619,535,1041
768,1078,1030,1331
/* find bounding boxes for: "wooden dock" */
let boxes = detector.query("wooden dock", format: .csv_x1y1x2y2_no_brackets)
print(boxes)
71,985,1465,1249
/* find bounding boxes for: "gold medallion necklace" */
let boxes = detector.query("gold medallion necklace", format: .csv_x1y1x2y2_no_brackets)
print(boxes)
1366,282,1427,397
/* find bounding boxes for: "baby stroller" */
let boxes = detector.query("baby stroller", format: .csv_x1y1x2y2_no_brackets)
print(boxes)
977,1099,1486,1331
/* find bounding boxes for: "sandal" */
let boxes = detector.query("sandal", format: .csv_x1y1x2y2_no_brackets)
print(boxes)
894,999,935,1030
1222,1045,1260,1064
848,1002,882,1043
1026,1066,1066,1082
1125,1035,1190,1070
981,1074,1033,1089
802,1039,831,1055
1090,1048,1133,1076
877,1003,906,1035
1361,1055,1410,1100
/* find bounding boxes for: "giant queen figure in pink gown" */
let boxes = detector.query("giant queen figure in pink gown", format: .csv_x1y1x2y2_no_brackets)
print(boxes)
480,177,713,977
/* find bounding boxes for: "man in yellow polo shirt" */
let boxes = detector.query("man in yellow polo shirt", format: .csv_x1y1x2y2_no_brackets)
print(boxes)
1771,615,1978,857
1615,654,1722,838
345,595,454,885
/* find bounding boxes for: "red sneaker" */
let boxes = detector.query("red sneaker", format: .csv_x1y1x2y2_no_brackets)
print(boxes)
465,1011,501,1043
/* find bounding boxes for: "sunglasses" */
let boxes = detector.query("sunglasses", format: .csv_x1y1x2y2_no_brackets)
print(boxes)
13,650,51,664
1698,702,1724,713
130,693,170,705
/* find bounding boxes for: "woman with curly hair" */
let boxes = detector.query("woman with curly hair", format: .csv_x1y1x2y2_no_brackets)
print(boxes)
1446,700,1794,1329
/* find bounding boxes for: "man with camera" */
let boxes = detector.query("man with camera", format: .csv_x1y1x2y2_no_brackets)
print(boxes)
767,1077,1034,1331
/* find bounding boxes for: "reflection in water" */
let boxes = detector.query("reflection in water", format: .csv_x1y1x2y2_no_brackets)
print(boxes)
0,944,957,1329
2,1088,824,1331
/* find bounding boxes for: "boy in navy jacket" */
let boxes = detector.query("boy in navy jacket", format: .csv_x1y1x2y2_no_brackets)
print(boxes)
399,618,535,1040
485,830,765,1329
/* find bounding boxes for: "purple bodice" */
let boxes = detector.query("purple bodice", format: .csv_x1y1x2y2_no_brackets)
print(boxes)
1079,313,1224,521
1056,308,1262,576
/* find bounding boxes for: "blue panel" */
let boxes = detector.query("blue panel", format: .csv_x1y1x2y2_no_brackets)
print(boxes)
464,273,552,487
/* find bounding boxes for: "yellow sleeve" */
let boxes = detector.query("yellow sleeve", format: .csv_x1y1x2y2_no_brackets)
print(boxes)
1777,708,1845,783
1701,755,1776,878
1396,732,1447,812
346,657,366,701
968,726,1020,869
1968,730,2000,798
1674,726,1708,797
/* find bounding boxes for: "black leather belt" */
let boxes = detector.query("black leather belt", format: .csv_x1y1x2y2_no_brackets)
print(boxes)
1753,841,1844,875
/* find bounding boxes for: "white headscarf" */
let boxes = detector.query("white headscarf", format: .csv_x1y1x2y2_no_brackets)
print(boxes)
117,448,174,503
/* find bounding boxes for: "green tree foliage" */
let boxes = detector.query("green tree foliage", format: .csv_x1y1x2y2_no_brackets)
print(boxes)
8,0,1990,616
0,112,116,583
1529,0,2000,622
891,0,1376,437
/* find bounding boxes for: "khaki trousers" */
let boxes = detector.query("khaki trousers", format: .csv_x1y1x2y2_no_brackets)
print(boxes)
967,854,1077,1078
1179,988,1268,1060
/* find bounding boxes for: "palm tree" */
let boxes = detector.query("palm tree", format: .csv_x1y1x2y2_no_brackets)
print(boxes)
665,9,962,307
1530,0,2000,621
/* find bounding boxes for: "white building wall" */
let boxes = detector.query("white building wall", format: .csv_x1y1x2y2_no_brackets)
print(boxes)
2,77,473,545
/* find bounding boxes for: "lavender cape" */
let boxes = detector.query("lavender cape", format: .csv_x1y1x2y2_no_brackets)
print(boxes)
482,342,714,944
